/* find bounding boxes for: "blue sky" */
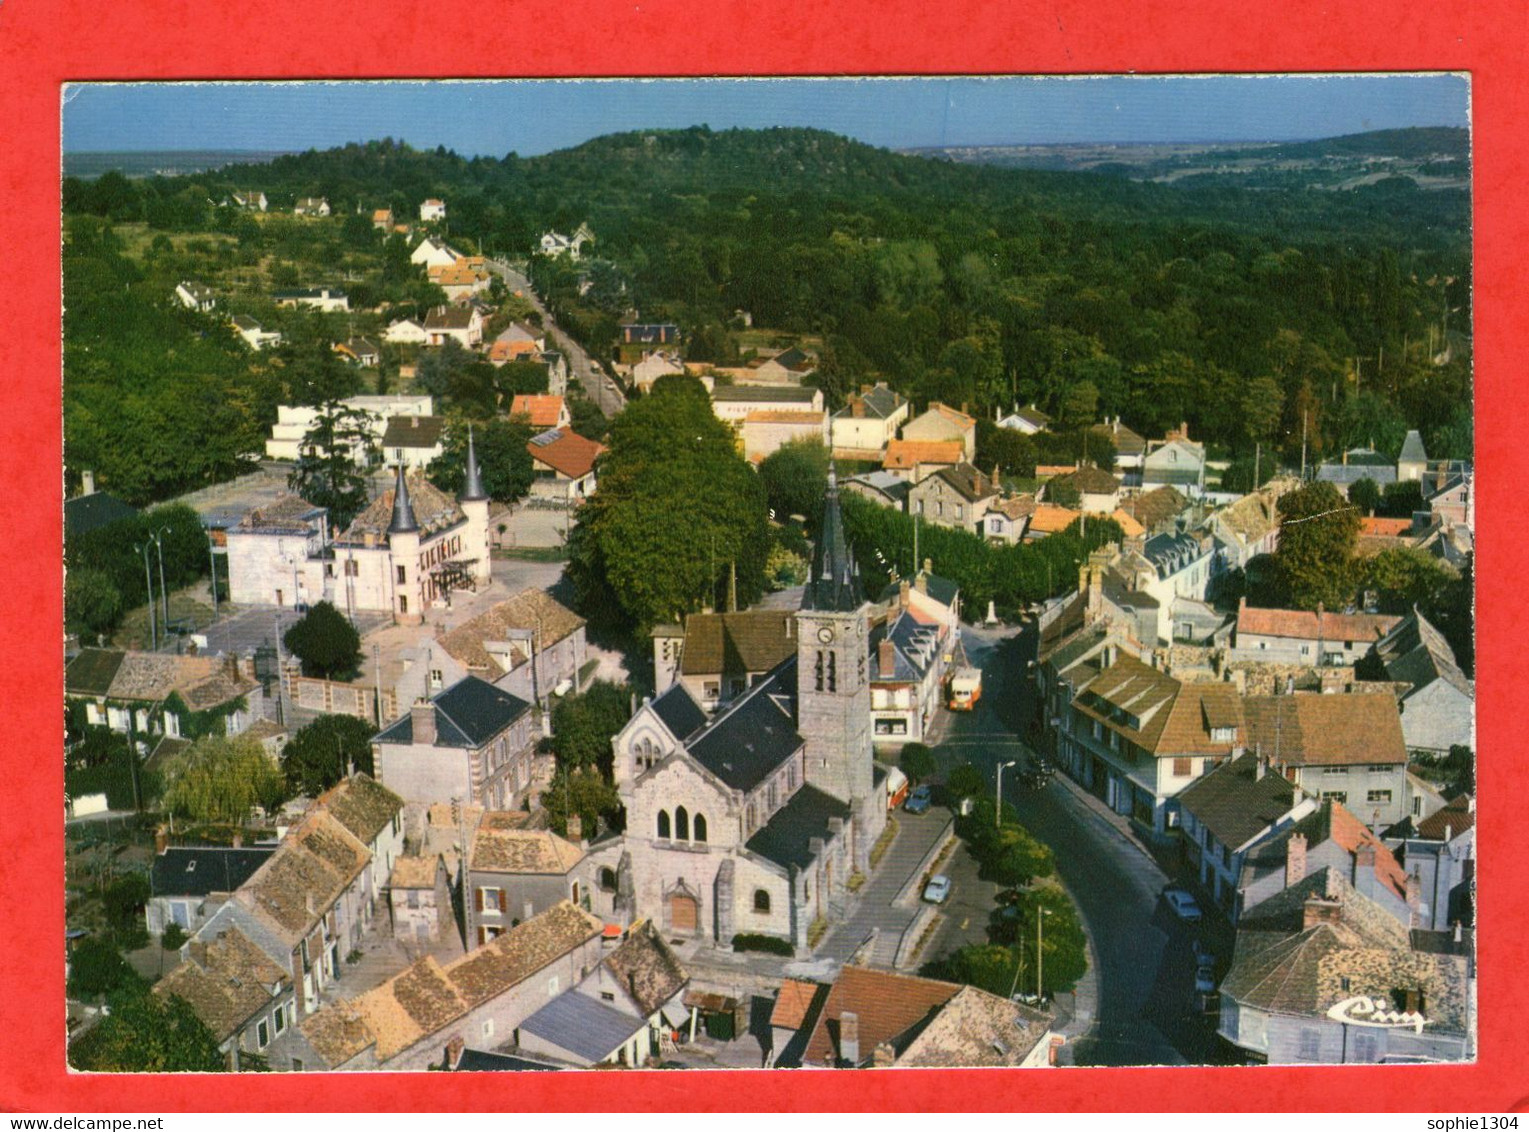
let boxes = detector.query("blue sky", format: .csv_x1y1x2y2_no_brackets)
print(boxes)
62,75,1469,155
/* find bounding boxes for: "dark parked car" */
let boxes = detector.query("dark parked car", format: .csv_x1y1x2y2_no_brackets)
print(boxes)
904,785,933,814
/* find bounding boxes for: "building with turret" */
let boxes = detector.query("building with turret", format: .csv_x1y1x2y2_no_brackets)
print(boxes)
596,465,887,951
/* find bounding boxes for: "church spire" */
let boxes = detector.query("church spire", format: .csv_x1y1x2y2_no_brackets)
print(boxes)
388,463,418,535
460,425,488,502
803,461,862,612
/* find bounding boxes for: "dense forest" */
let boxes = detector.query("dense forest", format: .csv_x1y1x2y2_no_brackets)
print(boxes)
64,125,1472,506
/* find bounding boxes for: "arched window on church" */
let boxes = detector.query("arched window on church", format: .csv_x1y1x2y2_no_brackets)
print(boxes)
753,889,771,913
675,806,690,842
657,810,671,839
693,813,707,843
827,651,838,692
814,650,825,692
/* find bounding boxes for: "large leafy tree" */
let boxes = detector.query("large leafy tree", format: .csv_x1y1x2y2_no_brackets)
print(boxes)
1273,480,1362,610
543,765,623,840
283,600,362,679
69,989,226,1072
281,713,377,796
426,416,535,503
569,376,770,629
757,438,830,524
287,403,377,530
67,936,144,1001
162,734,286,824
548,681,631,778
1363,547,1454,615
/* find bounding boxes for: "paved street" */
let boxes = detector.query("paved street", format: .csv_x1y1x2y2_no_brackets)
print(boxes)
488,261,627,417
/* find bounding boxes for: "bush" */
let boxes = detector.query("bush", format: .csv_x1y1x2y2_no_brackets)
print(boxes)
161,922,187,951
68,936,144,1000
947,762,985,800
899,742,937,784
730,933,794,957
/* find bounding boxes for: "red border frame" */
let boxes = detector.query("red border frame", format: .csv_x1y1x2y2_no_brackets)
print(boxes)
4,0,1524,1112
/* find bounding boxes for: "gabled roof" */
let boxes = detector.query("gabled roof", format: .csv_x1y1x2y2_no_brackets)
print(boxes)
1089,418,1145,457
316,773,402,846
1003,405,1052,430
151,846,276,898
745,783,852,871
686,661,803,792
510,394,568,428
834,382,905,421
924,462,997,503
1116,486,1186,532
236,810,370,944
603,920,688,1017
390,854,444,889
1416,794,1474,841
1235,604,1401,645
712,384,818,404
1242,692,1407,768
769,346,816,372
234,494,326,535
64,490,139,539
1176,753,1303,851
1073,655,1244,758
801,966,961,1067
882,439,963,471
1241,800,1410,905
648,682,707,742
893,984,1053,1069
678,610,797,677
64,648,127,698
1025,504,1080,534
381,415,445,449
336,471,463,545
771,978,823,1031
469,820,584,875
844,471,911,505
437,590,587,675
986,494,1036,522
376,676,532,749
911,402,976,432
1052,466,1120,495
520,989,647,1063
423,305,478,330
154,926,288,1042
526,428,603,479
1374,610,1473,700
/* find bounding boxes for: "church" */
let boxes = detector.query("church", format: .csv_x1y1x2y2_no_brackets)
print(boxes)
597,466,888,951
225,432,493,624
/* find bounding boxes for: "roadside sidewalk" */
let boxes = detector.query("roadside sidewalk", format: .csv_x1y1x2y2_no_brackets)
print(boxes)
1047,767,1164,869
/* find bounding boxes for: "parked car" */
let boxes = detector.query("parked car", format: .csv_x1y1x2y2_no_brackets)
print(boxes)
922,874,951,904
1162,887,1203,921
904,785,933,814
1194,963,1217,994
1192,939,1214,964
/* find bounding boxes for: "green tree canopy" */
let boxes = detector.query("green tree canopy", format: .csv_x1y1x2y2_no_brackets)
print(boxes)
162,734,286,824
1274,480,1362,610
548,680,631,778
427,416,535,503
758,438,830,523
281,713,377,796
899,742,938,785
1363,547,1454,615
283,600,362,679
543,765,622,840
1348,476,1383,516
286,403,377,530
67,936,144,1001
69,988,226,1072
946,762,986,800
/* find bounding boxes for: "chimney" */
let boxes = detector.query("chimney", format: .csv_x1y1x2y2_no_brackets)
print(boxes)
1285,833,1307,887
445,1036,465,1070
566,813,583,842
872,1041,897,1068
154,825,169,854
412,699,436,745
1353,845,1377,899
1255,757,1267,781
898,579,911,609
82,470,96,496
879,638,896,679
1453,921,1463,944
838,1012,861,1066
1302,894,1344,930
1405,872,1422,914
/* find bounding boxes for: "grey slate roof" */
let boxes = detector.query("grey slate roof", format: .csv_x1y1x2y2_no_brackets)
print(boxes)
1175,754,1302,851
65,648,127,697
1375,610,1473,699
713,384,818,404
803,467,863,613
650,683,707,743
375,676,531,749
151,846,277,898
834,383,904,421
1398,430,1428,464
745,784,852,870
845,471,911,505
686,661,803,791
519,990,646,1063
454,1049,565,1071
1144,532,1206,576
65,491,139,539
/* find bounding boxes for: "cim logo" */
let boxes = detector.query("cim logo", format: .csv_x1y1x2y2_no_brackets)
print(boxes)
1325,995,1427,1033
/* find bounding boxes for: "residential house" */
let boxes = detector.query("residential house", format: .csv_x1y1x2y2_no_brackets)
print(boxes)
430,260,491,302
467,815,587,946
868,608,946,748
388,854,454,949
384,318,428,345
1022,504,1081,543
419,198,447,223
832,383,910,458
510,394,571,431
66,648,265,741
371,676,541,810
231,315,282,350
620,322,680,346
1396,795,1474,931
291,901,605,1071
741,409,829,463
1233,600,1401,666
265,394,435,462
540,351,570,397
710,384,824,425
842,470,910,513
1142,424,1206,494
1242,692,1410,828
1316,448,1398,497
1397,430,1429,482
1091,418,1147,485
146,844,277,938
981,494,1037,544
881,439,964,484
371,208,394,230
1425,465,1473,530
1218,868,1470,1064
380,414,446,470
1046,466,1121,514
901,402,977,460
1177,754,1319,918
273,287,349,313
753,346,818,384
423,305,484,348
153,924,294,1070
293,197,331,217
526,428,604,501
427,588,589,709
877,562,962,637
630,351,686,393
175,281,217,312
411,236,458,269
333,337,380,367
787,967,1055,1069
651,609,798,711
1368,610,1473,755
230,190,267,211
539,227,592,260
907,463,999,533
64,471,137,541
996,404,1052,436
1106,532,1216,644
493,321,547,360
1205,479,1295,581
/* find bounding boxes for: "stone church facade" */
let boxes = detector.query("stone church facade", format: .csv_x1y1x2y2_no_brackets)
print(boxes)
598,467,888,951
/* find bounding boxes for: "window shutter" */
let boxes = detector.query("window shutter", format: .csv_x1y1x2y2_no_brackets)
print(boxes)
474,887,484,912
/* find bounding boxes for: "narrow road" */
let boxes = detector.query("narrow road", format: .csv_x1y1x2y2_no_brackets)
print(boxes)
487,260,627,418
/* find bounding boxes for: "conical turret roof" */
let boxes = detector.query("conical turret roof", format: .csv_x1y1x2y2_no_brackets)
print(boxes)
388,463,418,535
460,425,488,502
802,463,863,613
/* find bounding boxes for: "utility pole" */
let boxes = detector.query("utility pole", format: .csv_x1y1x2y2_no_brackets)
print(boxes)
1300,412,1309,482
728,560,738,614
1037,907,1052,999
138,544,157,651
1253,442,1261,492
272,616,288,726
208,532,219,624
154,529,171,644
373,643,384,728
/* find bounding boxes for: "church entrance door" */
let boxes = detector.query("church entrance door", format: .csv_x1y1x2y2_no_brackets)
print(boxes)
669,891,698,934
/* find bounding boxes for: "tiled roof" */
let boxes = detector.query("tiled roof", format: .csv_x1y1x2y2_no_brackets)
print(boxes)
238,811,370,942
1109,509,1146,538
1116,487,1186,532
1242,692,1407,767
316,774,402,846
437,589,586,675
712,384,818,404
375,676,532,749
154,926,288,1042
1074,655,1244,758
1176,754,1303,851
519,989,646,1063
893,984,1053,1068
151,846,276,898
771,978,822,1030
925,402,976,430
1025,505,1080,534
744,783,852,871
1374,611,1473,700
445,901,604,1010
687,661,803,792
603,921,688,1017
526,428,603,479
986,494,1036,522
337,471,463,545
678,610,796,677
1052,466,1120,495
927,462,997,503
1236,604,1401,644
510,394,568,428
389,854,443,889
883,439,963,471
801,966,960,1067
1416,794,1474,841
1360,516,1413,538
423,305,477,330
470,823,583,875
381,415,445,449
1089,419,1145,457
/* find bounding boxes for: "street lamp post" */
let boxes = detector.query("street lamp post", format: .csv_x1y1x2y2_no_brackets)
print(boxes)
1037,906,1053,999
154,528,172,641
996,759,1017,827
136,543,157,651
207,532,219,623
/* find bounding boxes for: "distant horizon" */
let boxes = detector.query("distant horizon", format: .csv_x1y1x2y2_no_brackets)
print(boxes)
61,76,1470,159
